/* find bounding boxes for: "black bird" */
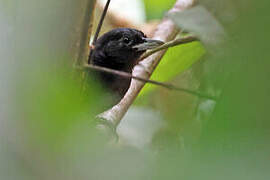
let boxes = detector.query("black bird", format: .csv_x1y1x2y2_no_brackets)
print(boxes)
90,28,163,104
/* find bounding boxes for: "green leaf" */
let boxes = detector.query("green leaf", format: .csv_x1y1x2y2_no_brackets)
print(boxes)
139,40,205,96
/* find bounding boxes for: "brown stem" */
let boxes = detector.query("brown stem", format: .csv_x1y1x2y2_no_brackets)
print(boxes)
84,64,216,100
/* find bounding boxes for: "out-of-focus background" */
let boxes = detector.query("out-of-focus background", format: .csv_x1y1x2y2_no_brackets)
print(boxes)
1,0,270,179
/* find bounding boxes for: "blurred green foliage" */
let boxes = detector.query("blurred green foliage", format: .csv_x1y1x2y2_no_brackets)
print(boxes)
15,66,102,151
1,0,270,179
143,0,176,20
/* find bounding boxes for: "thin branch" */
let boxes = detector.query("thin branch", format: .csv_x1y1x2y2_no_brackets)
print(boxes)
84,64,216,100
139,35,198,60
92,0,111,45
88,0,111,64
96,1,138,29
83,35,214,100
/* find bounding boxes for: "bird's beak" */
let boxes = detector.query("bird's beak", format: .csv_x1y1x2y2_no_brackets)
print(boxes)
132,37,164,51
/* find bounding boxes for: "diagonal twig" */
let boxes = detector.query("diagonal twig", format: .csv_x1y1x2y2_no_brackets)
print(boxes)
84,64,216,100
139,35,198,60
88,0,111,64
83,35,216,100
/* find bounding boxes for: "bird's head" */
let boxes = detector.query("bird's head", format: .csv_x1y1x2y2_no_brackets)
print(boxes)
92,28,164,70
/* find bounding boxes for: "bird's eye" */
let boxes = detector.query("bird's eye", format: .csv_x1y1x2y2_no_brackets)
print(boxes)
123,37,130,43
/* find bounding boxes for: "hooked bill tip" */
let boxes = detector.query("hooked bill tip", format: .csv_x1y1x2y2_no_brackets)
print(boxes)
133,38,164,51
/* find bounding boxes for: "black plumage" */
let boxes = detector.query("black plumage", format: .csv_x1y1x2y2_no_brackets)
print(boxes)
90,28,163,104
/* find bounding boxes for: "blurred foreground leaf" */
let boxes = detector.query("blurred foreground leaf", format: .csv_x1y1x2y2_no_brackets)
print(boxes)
168,5,226,46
